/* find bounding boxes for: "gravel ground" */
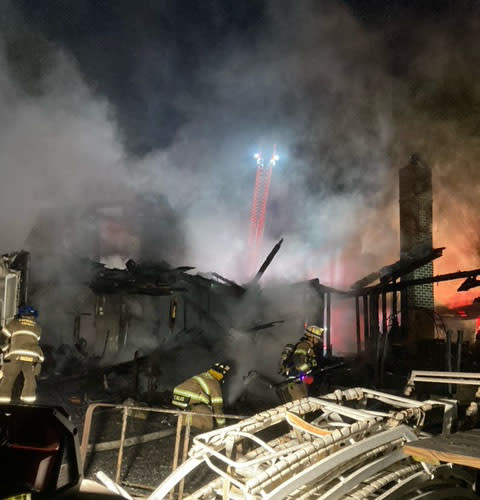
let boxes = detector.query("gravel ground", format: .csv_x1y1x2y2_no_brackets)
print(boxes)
79,405,235,497
36,373,200,497
82,408,179,493
40,386,252,499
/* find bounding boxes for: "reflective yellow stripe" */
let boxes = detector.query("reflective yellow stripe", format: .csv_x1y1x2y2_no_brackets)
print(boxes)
173,389,196,397
172,400,188,408
20,319,36,326
5,350,43,362
295,349,308,355
193,375,211,396
174,388,209,405
298,364,309,371
2,328,11,337
211,397,223,404
215,417,225,426
12,330,40,340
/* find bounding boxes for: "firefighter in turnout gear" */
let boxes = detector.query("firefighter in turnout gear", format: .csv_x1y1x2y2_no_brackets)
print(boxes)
0,306,44,404
172,362,230,432
278,324,324,401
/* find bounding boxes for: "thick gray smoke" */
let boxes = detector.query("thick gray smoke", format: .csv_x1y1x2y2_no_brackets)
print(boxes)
0,1,478,374
0,54,126,251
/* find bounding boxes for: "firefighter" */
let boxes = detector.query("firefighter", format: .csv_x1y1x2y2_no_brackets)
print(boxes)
172,362,230,432
0,306,44,404
278,324,324,401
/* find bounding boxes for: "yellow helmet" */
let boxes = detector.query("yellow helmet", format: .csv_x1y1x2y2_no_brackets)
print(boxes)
305,325,324,339
209,362,231,381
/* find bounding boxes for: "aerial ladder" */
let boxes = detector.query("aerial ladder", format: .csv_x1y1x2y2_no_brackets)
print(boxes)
247,146,279,275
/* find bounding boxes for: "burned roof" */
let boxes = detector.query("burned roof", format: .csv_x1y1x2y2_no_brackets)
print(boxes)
350,247,445,290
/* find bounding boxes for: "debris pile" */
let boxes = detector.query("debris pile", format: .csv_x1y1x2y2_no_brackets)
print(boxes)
147,388,477,499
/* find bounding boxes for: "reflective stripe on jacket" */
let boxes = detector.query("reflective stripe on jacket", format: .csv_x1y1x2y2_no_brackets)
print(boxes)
172,371,225,426
3,318,44,362
292,339,317,374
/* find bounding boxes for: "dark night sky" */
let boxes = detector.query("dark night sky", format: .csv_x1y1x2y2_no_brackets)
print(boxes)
15,1,268,154
13,0,479,155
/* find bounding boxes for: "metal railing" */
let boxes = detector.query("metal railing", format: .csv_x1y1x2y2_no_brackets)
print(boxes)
404,370,480,396
80,402,245,498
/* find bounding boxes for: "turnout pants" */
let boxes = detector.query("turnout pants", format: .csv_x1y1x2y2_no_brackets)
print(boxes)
284,381,308,402
0,360,37,403
187,404,214,432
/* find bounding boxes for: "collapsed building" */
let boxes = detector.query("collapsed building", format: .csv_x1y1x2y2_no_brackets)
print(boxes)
23,195,327,357
0,155,475,404
0,154,479,499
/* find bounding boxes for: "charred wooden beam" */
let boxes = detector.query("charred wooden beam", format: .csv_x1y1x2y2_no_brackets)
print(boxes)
351,272,380,290
295,278,346,296
246,320,285,332
210,272,246,296
379,247,445,284
250,238,283,285
350,268,480,297
457,276,480,292
350,248,444,290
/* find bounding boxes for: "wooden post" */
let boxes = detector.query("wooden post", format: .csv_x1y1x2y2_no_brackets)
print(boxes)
446,330,452,396
457,330,464,372
169,414,184,500
115,407,128,484
392,288,398,324
326,292,332,358
380,292,388,386
178,416,191,500
355,296,361,355
363,295,369,342
381,292,387,335
370,294,379,385
401,288,408,339
446,330,453,371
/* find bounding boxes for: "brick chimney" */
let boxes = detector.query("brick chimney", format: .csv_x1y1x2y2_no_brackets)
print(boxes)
399,154,435,342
